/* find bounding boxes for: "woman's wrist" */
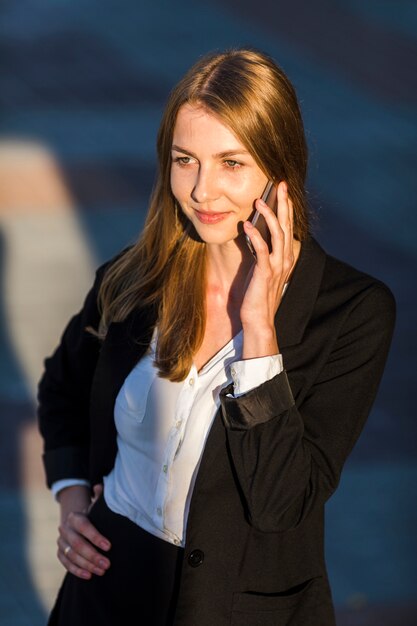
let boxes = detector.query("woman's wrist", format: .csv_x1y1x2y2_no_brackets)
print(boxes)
58,485,91,522
241,325,279,360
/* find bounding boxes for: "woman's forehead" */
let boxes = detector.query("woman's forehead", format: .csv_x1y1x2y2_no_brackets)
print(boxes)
172,103,247,154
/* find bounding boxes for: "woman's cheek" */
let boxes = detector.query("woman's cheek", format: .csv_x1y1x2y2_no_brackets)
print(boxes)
170,168,194,203
229,172,264,210
170,168,180,199
233,188,257,219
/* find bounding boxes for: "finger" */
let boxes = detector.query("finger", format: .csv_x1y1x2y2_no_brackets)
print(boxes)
58,538,109,577
92,484,103,500
58,532,110,575
252,191,285,257
243,220,271,270
287,194,295,273
276,182,294,273
282,182,294,243
57,530,110,570
59,520,111,568
276,182,291,243
66,510,111,551
88,483,104,513
58,547,93,579
58,512,111,569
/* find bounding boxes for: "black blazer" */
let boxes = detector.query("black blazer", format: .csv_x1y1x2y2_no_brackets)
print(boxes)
38,236,395,626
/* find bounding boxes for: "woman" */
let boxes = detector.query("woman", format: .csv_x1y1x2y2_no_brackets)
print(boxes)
38,48,395,626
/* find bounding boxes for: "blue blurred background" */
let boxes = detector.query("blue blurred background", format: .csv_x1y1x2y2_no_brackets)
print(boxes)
0,1,416,624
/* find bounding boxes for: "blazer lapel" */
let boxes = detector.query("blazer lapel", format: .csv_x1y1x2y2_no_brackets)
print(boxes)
275,236,326,349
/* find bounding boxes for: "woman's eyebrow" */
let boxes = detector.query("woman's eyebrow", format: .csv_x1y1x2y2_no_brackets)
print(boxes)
171,144,249,159
171,145,197,157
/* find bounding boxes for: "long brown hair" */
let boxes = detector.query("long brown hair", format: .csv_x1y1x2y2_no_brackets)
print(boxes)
96,48,309,381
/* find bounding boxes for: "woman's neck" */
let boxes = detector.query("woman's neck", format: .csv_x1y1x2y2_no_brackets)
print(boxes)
205,238,253,302
205,236,302,303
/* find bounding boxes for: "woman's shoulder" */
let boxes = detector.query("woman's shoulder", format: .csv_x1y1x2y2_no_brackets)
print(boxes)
309,236,396,323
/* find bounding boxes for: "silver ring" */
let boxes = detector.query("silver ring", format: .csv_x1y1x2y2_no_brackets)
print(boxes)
64,545,71,557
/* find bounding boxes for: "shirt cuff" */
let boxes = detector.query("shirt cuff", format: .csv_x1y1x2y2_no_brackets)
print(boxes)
51,478,91,501
230,354,284,397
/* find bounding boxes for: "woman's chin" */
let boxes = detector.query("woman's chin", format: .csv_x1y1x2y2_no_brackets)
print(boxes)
196,229,241,247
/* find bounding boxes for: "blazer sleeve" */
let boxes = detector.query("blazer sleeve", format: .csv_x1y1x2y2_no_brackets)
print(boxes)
37,261,109,488
219,282,396,533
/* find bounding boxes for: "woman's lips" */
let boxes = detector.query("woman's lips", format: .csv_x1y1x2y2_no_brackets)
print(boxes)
194,209,230,224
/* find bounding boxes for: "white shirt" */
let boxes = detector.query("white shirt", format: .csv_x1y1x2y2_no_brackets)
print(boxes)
53,329,282,546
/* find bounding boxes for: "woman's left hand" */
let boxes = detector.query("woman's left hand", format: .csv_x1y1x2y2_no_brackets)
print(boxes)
240,180,296,359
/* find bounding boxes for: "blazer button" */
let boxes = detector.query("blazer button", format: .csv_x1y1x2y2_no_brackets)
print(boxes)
188,549,204,567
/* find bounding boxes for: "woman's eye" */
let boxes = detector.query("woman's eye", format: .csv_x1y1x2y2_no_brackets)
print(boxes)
224,160,241,169
174,156,193,166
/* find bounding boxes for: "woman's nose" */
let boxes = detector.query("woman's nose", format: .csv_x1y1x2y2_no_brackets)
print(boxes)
191,166,220,204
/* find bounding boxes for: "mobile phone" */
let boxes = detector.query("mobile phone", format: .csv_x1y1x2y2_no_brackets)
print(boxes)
245,180,277,258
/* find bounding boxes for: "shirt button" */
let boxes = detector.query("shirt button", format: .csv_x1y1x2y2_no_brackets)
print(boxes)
189,377,194,386
173,538,180,546
156,507,162,516
175,420,182,429
188,549,204,568
231,366,236,377
163,464,168,474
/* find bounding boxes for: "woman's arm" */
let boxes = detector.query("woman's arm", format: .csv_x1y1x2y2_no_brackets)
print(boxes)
220,282,395,533
38,262,108,486
37,259,114,578
224,181,396,533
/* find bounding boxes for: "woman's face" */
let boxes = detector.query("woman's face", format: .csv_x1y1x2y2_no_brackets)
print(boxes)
170,103,268,247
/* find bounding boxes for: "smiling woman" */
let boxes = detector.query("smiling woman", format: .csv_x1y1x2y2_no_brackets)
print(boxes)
170,104,269,240
37,48,395,626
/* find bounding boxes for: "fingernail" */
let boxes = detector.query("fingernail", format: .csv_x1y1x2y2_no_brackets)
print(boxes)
94,567,105,576
81,571,91,579
99,559,108,569
245,221,253,229
100,540,110,550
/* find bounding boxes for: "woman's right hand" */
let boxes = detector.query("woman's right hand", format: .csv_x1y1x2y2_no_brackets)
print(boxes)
57,484,111,580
